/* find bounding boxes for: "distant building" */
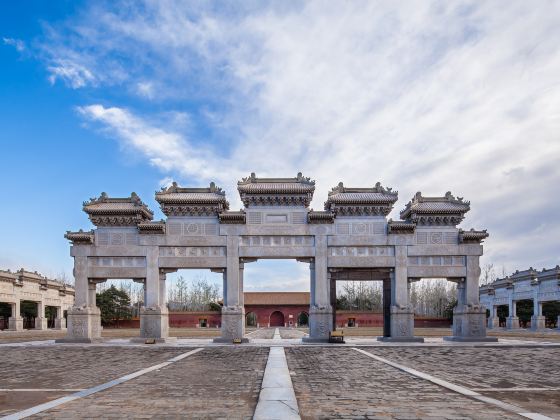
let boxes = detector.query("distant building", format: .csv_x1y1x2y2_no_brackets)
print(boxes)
0,269,74,331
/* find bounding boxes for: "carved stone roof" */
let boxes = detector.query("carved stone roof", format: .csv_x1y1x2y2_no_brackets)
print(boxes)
484,266,560,290
83,192,153,226
459,229,489,243
219,211,246,224
387,220,415,234
307,210,335,224
138,221,166,234
400,192,470,226
325,182,398,216
65,229,95,244
156,182,229,216
238,172,315,207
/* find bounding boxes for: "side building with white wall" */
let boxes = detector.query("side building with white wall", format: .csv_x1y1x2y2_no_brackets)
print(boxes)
0,269,74,331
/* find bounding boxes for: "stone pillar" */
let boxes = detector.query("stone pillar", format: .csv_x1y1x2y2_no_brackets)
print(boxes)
307,234,333,342
487,305,500,329
60,255,102,343
531,301,545,330
446,255,496,342
54,306,66,330
506,298,519,329
239,261,245,308
139,247,169,341
216,234,245,342
382,244,422,342
34,301,47,330
310,259,316,307
531,284,545,330
557,315,560,330
8,300,23,331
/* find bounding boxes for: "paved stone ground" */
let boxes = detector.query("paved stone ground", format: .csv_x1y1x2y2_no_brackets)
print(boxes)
0,347,186,416
245,328,275,339
279,328,307,339
0,328,222,343
1,344,558,419
30,347,268,419
286,347,522,419
365,347,560,418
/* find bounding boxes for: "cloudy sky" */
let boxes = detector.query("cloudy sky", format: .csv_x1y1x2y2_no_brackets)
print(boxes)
1,1,559,292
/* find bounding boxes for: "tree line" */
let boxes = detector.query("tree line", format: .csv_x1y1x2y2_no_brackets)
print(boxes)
336,279,457,318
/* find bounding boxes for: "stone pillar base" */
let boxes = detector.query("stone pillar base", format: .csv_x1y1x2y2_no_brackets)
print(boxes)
487,317,500,329
8,317,23,331
214,306,246,343
448,304,496,341
140,307,169,339
56,306,101,343
54,318,67,330
35,317,48,330
387,306,423,341
531,316,546,330
506,316,520,329
304,305,333,342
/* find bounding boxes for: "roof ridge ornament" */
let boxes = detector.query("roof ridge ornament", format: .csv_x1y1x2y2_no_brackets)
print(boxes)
401,191,471,226
237,172,315,207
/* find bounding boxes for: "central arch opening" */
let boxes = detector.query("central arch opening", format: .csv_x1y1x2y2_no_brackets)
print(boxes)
243,259,310,338
166,269,223,338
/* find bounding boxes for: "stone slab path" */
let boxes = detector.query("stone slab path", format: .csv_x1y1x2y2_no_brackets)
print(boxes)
254,346,300,420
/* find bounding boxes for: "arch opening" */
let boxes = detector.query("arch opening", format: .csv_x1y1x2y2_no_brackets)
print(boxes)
269,311,285,327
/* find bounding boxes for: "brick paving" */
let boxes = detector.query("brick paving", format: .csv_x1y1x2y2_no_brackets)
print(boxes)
246,328,275,339
31,347,268,419
279,328,307,339
1,344,557,419
0,347,185,390
365,346,560,418
285,347,521,419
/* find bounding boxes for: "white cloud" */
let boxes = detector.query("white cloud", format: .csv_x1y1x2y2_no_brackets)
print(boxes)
43,1,560,272
136,81,154,98
48,59,96,88
3,37,25,52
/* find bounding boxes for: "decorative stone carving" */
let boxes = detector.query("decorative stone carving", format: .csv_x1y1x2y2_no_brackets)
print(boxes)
156,182,229,216
329,246,394,257
459,228,489,243
401,191,470,226
65,229,94,244
408,256,465,266
239,236,314,247
326,182,398,216
238,172,315,207
88,257,146,267
83,192,153,226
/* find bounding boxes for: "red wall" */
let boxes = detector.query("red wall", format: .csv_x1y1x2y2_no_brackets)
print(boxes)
104,310,451,329
245,304,309,327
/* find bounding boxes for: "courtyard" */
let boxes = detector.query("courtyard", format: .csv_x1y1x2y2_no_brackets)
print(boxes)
1,328,559,419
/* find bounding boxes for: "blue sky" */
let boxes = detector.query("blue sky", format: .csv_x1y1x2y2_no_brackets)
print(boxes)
1,1,559,292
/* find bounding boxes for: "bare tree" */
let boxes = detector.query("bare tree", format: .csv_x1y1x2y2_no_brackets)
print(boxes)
481,263,496,286
167,274,220,311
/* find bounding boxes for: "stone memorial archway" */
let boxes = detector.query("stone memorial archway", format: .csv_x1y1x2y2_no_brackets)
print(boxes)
61,173,494,342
